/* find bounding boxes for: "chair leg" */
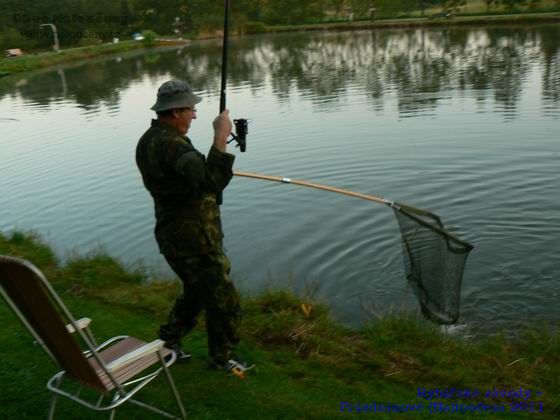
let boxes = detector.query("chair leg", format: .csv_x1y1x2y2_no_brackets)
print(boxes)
108,392,120,420
48,375,64,420
47,394,59,420
158,352,187,419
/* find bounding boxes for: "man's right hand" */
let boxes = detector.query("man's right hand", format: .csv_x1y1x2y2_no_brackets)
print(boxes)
213,110,233,152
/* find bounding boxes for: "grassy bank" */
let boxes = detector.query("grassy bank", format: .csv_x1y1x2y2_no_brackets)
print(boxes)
0,38,187,77
263,12,560,34
1,231,559,419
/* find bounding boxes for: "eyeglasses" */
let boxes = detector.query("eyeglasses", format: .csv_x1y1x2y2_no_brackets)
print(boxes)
184,107,197,113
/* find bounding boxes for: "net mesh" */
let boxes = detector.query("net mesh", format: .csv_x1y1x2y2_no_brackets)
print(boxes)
392,203,474,325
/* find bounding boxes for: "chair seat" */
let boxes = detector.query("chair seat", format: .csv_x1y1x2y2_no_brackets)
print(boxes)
89,337,172,391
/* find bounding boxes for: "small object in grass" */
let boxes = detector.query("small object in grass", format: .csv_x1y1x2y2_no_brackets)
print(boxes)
4,48,24,58
210,356,255,378
231,366,245,379
301,303,312,317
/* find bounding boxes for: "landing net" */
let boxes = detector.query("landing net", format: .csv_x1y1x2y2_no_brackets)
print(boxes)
392,202,473,324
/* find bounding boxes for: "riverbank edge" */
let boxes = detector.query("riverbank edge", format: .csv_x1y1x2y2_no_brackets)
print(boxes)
1,230,558,417
1,12,559,78
264,11,560,33
0,38,188,77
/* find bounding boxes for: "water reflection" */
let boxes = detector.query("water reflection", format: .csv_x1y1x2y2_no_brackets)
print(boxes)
1,25,559,119
1,25,559,334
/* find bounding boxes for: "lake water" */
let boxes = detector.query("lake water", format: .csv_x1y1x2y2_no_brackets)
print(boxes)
1,25,559,336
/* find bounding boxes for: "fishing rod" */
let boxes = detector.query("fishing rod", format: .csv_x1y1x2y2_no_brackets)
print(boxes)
220,0,249,153
218,0,248,206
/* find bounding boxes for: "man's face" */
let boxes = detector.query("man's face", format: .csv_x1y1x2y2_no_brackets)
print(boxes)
174,107,197,135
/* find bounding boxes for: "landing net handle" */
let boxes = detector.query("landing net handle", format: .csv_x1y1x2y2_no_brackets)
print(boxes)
233,171,472,249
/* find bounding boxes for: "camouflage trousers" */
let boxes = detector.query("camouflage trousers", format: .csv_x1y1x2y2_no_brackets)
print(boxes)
159,251,241,363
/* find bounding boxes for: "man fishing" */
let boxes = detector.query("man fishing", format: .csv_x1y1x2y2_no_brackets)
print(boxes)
136,79,253,374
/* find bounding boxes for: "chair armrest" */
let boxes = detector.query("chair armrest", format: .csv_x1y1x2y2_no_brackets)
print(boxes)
66,317,92,333
106,339,166,371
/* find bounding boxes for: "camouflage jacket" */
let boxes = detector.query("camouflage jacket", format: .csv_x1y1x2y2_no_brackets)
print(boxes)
136,119,235,257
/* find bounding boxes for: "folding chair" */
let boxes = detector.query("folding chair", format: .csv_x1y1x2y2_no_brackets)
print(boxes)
0,255,187,419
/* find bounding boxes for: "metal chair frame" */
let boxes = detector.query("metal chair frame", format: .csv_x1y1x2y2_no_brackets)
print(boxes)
0,255,187,419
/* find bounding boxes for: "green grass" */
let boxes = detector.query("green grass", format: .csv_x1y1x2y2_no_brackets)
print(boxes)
1,231,559,419
0,39,185,77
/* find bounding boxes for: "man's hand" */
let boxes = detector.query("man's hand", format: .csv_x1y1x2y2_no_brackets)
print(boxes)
213,110,233,152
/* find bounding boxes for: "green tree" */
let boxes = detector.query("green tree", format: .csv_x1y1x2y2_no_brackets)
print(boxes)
418,0,439,16
324,0,347,17
262,0,324,25
500,0,528,12
179,0,224,35
141,29,157,46
0,27,35,50
484,0,499,10
347,0,373,16
375,0,417,17
235,0,266,21
441,0,466,13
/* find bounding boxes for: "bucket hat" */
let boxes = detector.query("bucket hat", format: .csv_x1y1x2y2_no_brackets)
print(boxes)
150,79,202,112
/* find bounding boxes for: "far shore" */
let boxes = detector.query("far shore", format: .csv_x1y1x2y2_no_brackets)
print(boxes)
1,12,559,78
0,39,189,77
266,11,560,32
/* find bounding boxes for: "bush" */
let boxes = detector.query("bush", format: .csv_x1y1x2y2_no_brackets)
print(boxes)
141,30,158,47
0,28,35,51
78,31,103,47
243,21,268,34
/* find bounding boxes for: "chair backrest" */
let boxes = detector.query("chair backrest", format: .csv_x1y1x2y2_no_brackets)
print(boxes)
0,255,107,391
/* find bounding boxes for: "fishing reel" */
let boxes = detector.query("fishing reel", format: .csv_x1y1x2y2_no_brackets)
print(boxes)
227,118,249,152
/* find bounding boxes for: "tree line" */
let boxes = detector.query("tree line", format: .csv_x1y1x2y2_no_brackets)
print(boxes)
3,25,558,117
1,0,558,51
